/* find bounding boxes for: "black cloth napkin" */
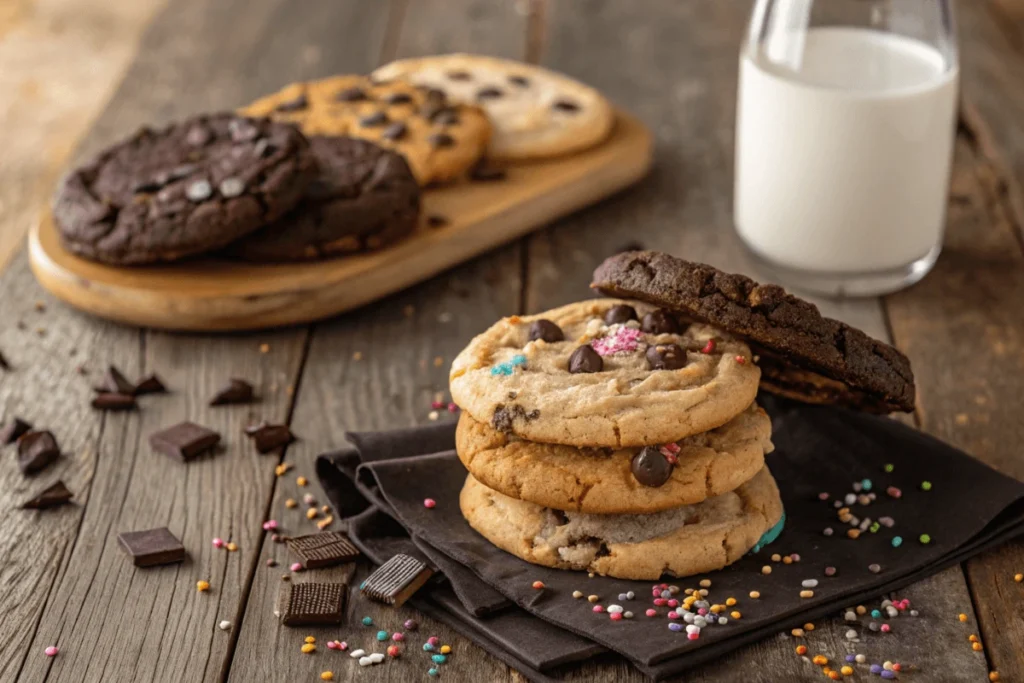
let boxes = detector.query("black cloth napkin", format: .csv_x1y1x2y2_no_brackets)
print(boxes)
318,398,1024,681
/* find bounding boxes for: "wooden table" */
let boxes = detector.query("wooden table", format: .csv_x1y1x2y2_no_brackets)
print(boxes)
2,1,1023,681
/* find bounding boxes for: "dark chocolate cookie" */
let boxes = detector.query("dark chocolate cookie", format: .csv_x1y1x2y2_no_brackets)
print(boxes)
228,136,419,262
591,251,915,413
53,113,316,265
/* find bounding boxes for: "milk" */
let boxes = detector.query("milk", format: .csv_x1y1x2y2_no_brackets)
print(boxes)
734,27,958,274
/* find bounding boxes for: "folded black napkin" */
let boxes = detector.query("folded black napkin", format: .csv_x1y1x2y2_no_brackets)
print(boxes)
318,397,1024,681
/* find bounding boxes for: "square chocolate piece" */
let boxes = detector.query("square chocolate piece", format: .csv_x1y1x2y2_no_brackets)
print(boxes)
360,554,433,607
286,531,360,569
277,582,347,626
118,527,186,567
249,423,294,454
149,421,220,461
17,430,60,474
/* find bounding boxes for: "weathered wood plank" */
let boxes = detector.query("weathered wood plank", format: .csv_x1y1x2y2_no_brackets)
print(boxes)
226,1,529,681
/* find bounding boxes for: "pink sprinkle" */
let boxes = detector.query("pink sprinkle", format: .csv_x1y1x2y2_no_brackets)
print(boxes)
660,442,681,455
667,599,679,608
651,589,661,597
881,624,891,633
327,641,338,650
424,498,436,509
664,453,678,465
609,612,622,621
44,646,58,657
818,492,830,501
592,605,605,613
659,583,668,588
262,520,278,531
887,486,902,499
735,355,747,364
697,608,708,616
653,598,667,606
212,538,225,548
392,632,404,642
431,400,443,410
447,402,459,413
687,633,699,641
646,609,657,617
427,637,440,647
290,562,303,572
701,339,716,354
338,641,348,651
591,326,643,356
667,611,679,620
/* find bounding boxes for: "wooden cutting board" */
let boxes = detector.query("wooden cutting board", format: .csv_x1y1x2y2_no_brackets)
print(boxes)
29,111,651,331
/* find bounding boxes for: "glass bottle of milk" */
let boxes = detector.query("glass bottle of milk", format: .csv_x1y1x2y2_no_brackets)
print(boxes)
734,0,958,296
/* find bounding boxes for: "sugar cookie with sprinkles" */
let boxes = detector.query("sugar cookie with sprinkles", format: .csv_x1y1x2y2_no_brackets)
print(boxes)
460,466,784,580
455,402,773,514
241,75,491,185
448,299,761,448
372,53,614,160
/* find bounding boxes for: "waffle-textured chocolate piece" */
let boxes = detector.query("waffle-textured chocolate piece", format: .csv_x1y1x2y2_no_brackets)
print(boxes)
286,531,360,569
277,582,347,626
360,554,433,607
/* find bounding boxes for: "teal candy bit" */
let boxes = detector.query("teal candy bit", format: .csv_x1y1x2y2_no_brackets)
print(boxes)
432,654,448,664
861,478,873,491
428,668,440,677
423,643,435,652
490,355,528,377
892,536,903,547
359,580,366,589
376,630,388,641
750,512,786,553
361,616,373,626
511,354,527,366
871,609,882,619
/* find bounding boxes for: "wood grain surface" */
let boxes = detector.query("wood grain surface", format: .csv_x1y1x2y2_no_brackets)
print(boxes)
2,0,1023,682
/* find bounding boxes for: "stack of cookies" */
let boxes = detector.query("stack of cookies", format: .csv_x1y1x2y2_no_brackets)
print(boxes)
52,54,614,267
450,252,915,581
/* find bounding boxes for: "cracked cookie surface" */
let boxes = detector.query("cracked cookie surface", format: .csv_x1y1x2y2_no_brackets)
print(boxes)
460,466,784,580
449,299,761,448
53,113,316,266
456,402,772,514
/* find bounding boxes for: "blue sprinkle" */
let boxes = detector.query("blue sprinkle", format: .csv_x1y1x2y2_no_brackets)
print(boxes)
361,616,373,626
751,512,786,553
423,643,435,652
845,654,856,663
668,623,683,632
428,668,440,677
359,580,366,589
881,672,896,680
376,630,388,641
432,654,447,664
511,354,527,366
861,478,873,491
871,609,882,619
892,536,903,548
870,664,883,674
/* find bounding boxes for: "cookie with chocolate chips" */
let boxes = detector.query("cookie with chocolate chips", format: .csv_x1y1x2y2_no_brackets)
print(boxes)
241,75,491,185
53,113,316,265
229,136,420,262
591,251,916,412
455,402,772,514
448,299,760,448
372,53,614,160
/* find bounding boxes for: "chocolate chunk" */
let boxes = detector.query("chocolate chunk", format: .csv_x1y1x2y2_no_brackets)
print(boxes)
490,404,540,433
18,431,60,474
1,417,32,445
646,343,687,370
604,304,638,325
641,309,680,335
381,121,407,141
469,162,506,182
209,378,254,406
384,92,413,105
276,93,309,112
286,531,360,568
508,75,530,87
91,393,137,411
631,447,673,487
21,480,73,509
149,421,220,462
360,553,433,607
0,350,9,370
427,132,455,148
426,215,449,228
134,374,167,396
95,365,136,395
359,111,389,127
432,108,461,126
117,527,186,567
277,582,347,626
248,423,294,454
335,86,367,102
528,319,564,343
476,87,503,100
132,179,164,194
568,345,603,374
186,125,213,147
219,177,246,198
553,99,581,113
446,70,472,81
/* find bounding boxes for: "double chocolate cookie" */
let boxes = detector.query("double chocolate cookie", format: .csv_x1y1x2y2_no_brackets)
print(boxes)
592,251,916,412
229,136,420,262
53,113,316,266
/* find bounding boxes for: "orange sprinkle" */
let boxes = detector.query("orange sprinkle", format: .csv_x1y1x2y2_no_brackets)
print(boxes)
796,645,808,656
812,654,828,666
969,635,979,643
973,642,984,652
847,529,861,539
958,613,968,622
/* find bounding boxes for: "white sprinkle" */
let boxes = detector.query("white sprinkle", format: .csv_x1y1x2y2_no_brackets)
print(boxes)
844,611,857,622
881,599,892,608
218,620,231,631
853,482,863,492
369,653,385,663
910,610,920,617
845,629,857,640
848,515,860,526
572,591,584,599
718,617,728,625
617,593,628,601
626,591,635,600
845,493,857,505
350,649,366,658
833,500,843,509
823,527,834,536
879,516,895,528
683,612,695,623
660,590,672,599
623,611,634,619
801,579,819,588
359,656,372,667
886,606,899,618
694,617,707,628
856,654,867,663
685,624,700,635
883,661,894,671
859,518,872,531
608,605,624,614
428,410,439,421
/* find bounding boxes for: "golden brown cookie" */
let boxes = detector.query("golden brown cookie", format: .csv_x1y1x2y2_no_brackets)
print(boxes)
455,402,772,514
241,75,491,185
460,467,784,580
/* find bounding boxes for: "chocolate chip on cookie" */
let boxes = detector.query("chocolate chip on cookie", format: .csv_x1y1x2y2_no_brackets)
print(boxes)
528,319,564,343
335,86,368,102
428,132,456,148
641,309,679,335
568,345,603,374
277,94,309,112
553,99,581,113
508,75,530,87
603,304,637,325
359,111,389,127
381,122,408,141
631,447,673,487
476,87,503,100
646,343,687,370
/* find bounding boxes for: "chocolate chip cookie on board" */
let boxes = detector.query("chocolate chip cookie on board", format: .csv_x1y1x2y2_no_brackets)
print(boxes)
241,75,491,186
372,53,614,161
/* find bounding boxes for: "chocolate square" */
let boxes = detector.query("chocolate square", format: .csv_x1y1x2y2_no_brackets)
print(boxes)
17,431,60,474
248,423,294,454
149,421,220,461
277,582,347,626
286,531,360,569
209,379,254,406
360,554,433,607
118,527,186,567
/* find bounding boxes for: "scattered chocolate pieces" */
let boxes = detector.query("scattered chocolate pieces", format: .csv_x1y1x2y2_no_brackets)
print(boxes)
21,480,73,509
209,378,255,406
149,421,221,462
528,319,564,344
359,111,389,127
631,447,673,487
568,345,603,374
0,350,10,371
91,393,137,411
117,527,186,567
427,132,455,148
426,215,449,228
248,423,295,454
646,343,687,370
17,431,60,474
276,93,309,112
286,531,360,569
381,121,407,141
361,554,433,608
641,309,680,335
95,365,135,395
335,86,367,102
278,582,347,626
133,374,167,396
1,417,32,445
604,304,638,325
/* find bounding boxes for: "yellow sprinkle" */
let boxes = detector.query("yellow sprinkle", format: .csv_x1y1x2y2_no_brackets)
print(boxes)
1015,574,1023,583
749,591,760,599
572,591,583,599
275,463,292,477
226,542,238,552
699,579,711,588
969,635,979,643
804,622,815,631
989,673,1000,682
301,643,316,654
841,666,854,676
973,642,983,652
782,555,793,564
305,636,316,644
812,654,828,666
317,515,334,530
710,605,723,614
725,597,737,607
761,566,772,575
196,580,210,592
800,590,814,599
791,628,805,637
285,498,298,509
730,611,741,619
771,553,782,562
684,588,694,595
958,613,968,622
297,476,308,487
587,595,599,603
440,645,451,654
321,673,334,681
698,589,709,597
306,508,318,519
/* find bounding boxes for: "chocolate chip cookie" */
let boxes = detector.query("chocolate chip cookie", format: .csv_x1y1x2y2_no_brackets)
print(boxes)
241,75,491,186
372,53,614,160
460,466,784,580
448,299,761,448
229,136,420,261
456,402,772,514
592,251,916,412
53,113,316,266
